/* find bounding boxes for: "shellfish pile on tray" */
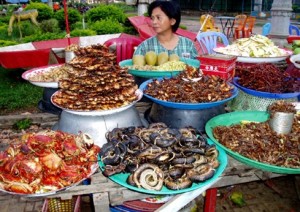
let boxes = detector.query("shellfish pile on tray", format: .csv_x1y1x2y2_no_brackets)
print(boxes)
213,113,300,169
0,130,100,195
52,44,138,111
144,66,234,103
100,123,220,191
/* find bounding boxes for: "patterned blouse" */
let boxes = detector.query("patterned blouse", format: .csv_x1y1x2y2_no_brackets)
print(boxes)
134,36,198,59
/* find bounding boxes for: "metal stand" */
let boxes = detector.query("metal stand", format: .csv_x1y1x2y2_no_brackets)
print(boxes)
53,106,143,147
38,88,62,115
145,103,225,132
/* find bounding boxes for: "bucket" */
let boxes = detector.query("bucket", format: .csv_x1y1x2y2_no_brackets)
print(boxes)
269,112,294,135
65,51,75,63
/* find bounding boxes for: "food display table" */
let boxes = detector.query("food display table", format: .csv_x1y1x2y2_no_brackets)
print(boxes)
2,35,298,211
0,103,294,211
46,155,284,212
42,103,285,211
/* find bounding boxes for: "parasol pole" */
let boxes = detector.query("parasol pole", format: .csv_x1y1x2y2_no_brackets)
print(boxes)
63,0,71,46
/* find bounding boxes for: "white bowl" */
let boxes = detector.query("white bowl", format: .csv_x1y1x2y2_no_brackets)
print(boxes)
289,54,300,69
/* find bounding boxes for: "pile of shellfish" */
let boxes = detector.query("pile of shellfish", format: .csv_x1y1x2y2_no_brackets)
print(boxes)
99,123,220,191
52,44,138,111
144,66,234,103
0,130,100,194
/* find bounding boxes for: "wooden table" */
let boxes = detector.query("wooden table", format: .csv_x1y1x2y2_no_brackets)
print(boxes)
43,102,284,211
48,155,284,211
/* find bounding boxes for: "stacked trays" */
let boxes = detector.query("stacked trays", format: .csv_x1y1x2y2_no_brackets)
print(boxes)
50,44,144,147
140,74,238,132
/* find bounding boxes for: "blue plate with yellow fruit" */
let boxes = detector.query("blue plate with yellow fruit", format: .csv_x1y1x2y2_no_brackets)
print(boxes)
119,58,200,78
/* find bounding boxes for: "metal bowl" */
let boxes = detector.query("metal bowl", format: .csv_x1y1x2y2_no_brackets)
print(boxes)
145,103,226,132
53,106,143,147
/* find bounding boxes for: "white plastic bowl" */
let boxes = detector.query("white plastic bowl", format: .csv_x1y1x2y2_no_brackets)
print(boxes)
289,54,300,69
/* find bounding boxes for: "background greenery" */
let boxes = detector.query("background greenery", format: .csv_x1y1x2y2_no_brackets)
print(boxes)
0,2,137,114
0,2,138,47
0,2,186,114
0,67,43,115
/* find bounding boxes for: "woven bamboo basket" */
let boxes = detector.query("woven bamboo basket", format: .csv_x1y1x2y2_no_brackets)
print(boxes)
42,196,81,212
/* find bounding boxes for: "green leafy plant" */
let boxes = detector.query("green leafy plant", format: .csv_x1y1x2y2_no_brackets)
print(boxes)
72,21,86,30
18,20,40,37
54,8,82,30
13,118,32,130
113,2,136,13
0,39,18,47
90,18,123,35
0,15,10,25
25,2,54,22
40,19,60,33
179,25,187,30
86,4,126,24
22,31,65,42
123,15,138,35
0,24,21,41
70,28,96,37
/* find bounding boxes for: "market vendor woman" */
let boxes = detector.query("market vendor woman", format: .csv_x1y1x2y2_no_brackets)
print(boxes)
134,0,198,59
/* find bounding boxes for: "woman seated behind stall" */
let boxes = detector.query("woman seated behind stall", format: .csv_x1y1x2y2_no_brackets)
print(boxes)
134,0,198,59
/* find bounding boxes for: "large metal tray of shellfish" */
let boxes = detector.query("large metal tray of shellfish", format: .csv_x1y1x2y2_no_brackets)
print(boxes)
205,111,300,174
51,89,143,116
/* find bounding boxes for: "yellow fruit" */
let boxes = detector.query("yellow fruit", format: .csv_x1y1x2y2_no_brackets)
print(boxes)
157,52,169,65
169,54,180,61
132,55,145,66
145,51,157,65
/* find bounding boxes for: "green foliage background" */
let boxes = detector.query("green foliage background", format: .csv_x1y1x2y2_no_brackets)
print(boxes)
54,8,82,30
0,3,138,113
25,2,54,22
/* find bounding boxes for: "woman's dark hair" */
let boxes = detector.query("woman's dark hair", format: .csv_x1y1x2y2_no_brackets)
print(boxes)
148,0,181,32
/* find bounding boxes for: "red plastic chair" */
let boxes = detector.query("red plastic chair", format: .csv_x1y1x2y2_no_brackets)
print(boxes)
242,16,256,38
104,37,143,64
227,14,247,39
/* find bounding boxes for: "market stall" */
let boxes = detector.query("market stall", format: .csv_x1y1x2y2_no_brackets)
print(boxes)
1,34,299,212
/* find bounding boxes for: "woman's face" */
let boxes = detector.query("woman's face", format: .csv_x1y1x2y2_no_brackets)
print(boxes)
150,7,176,34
